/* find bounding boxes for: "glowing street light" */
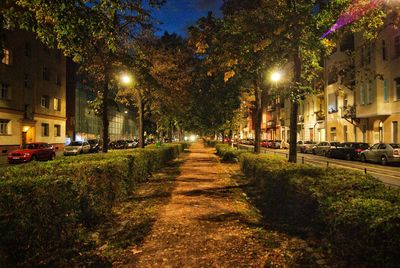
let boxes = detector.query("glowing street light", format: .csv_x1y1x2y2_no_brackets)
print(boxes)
271,71,282,83
121,73,133,85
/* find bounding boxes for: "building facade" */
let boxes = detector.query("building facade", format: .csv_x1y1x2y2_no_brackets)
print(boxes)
0,30,66,152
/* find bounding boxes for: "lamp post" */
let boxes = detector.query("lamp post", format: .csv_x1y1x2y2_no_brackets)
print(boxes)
120,73,145,148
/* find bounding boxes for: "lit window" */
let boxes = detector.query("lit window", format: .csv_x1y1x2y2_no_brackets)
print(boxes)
0,83,9,100
41,123,49,137
0,119,9,134
41,96,49,108
328,93,338,113
54,124,61,137
1,48,11,65
53,98,61,111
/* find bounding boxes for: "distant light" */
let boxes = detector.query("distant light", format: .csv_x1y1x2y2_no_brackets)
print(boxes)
184,136,189,141
121,74,132,85
271,71,282,82
124,110,128,114
190,135,196,142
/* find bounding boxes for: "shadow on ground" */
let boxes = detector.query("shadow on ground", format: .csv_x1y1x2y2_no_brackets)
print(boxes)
73,159,184,267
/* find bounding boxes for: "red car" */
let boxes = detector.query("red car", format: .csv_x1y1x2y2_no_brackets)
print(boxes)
7,142,56,164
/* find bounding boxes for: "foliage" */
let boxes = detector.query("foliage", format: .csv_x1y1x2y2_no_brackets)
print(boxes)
238,153,400,267
0,143,186,267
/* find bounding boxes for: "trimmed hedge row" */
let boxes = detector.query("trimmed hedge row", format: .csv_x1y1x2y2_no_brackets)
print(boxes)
0,143,187,266
237,153,400,267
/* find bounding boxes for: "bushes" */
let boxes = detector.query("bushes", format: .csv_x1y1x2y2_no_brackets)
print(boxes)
215,144,242,162
238,153,400,267
0,143,186,266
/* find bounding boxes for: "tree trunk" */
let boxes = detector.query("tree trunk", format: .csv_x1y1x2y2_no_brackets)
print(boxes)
288,51,302,163
221,131,225,143
136,91,145,148
228,129,233,146
101,68,110,153
169,118,173,141
254,82,262,154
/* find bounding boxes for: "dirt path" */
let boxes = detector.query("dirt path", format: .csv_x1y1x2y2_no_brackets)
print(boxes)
123,142,268,267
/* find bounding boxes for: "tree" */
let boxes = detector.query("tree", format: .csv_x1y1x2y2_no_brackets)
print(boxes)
3,0,164,152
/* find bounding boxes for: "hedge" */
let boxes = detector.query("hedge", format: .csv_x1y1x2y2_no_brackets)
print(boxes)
0,143,187,266
237,153,400,267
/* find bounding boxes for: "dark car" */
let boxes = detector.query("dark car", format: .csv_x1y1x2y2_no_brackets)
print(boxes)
8,142,55,163
327,142,370,160
270,140,282,149
110,140,128,149
88,139,102,152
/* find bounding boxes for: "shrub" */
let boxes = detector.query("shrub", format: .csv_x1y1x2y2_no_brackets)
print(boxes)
238,153,400,267
0,143,186,266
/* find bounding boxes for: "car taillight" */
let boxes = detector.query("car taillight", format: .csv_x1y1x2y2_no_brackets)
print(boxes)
355,149,362,153
394,149,399,157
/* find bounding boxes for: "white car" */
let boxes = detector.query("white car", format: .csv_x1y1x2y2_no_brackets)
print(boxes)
64,141,91,156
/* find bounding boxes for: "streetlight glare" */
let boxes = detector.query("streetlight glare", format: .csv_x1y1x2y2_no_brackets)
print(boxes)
271,71,282,82
121,74,132,85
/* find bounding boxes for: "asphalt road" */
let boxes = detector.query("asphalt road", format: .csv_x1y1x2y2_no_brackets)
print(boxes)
237,144,400,187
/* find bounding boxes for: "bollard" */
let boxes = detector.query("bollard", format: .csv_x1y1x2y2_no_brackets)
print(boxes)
327,161,329,168
365,168,367,174
302,157,304,164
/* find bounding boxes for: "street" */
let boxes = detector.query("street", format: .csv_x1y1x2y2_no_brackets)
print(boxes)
237,144,400,187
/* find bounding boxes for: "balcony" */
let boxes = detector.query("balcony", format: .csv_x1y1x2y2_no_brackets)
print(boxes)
298,115,304,123
341,105,356,119
267,121,276,128
315,110,325,121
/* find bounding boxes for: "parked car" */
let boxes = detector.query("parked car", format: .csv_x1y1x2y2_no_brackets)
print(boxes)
8,142,55,163
88,139,102,153
261,140,269,147
126,139,138,148
360,143,400,165
64,141,91,156
270,140,282,149
312,141,341,156
297,141,317,153
327,142,369,160
145,138,155,145
109,140,128,149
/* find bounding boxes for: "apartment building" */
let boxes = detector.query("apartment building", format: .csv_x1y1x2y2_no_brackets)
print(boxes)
325,16,400,145
0,30,66,152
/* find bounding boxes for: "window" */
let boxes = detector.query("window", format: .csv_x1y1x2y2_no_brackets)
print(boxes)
344,125,348,142
366,45,371,65
41,123,49,137
395,78,400,101
54,124,61,137
25,42,31,57
24,73,30,88
43,67,49,81
1,48,11,65
339,34,354,52
328,93,338,113
354,125,358,142
360,84,365,105
0,119,9,134
395,36,400,58
366,81,373,104
330,127,337,142
41,95,49,108
393,121,398,143
54,98,61,111
56,73,61,86
0,83,9,100
382,40,387,60
384,80,389,102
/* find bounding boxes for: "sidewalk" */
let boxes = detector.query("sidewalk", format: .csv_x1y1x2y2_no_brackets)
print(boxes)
124,142,267,267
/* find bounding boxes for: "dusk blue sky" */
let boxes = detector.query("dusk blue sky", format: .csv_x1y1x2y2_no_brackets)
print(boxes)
150,0,223,37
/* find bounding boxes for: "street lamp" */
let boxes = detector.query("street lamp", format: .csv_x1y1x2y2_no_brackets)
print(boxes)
121,73,133,85
271,71,282,83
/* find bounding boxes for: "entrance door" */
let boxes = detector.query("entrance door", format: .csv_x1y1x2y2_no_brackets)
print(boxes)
21,132,27,147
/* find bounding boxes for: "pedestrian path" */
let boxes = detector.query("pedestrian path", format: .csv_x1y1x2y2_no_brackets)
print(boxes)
124,142,267,267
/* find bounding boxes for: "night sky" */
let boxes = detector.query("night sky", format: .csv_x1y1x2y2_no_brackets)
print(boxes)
150,0,223,37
